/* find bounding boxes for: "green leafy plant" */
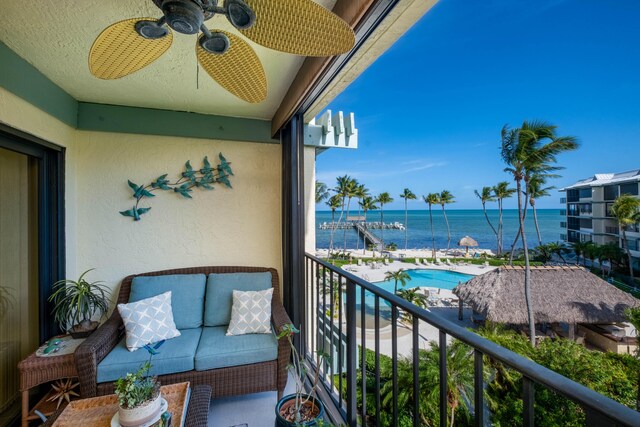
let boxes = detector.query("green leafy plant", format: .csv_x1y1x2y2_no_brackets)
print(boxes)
48,269,110,332
277,324,329,424
120,153,233,221
115,362,160,409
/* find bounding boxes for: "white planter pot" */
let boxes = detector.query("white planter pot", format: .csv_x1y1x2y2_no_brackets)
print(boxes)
118,393,162,427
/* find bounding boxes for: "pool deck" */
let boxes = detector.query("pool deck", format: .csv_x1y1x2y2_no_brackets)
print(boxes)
333,258,498,356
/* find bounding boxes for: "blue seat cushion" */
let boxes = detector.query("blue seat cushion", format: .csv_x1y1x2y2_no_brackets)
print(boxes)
97,328,202,383
194,326,278,371
130,274,206,329
204,272,272,327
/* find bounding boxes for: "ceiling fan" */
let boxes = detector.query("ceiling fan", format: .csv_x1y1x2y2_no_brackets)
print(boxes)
89,0,356,103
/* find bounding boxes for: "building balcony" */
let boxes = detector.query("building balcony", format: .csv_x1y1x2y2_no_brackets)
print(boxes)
560,197,567,204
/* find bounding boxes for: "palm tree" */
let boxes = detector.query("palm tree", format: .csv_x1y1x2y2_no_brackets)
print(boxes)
571,240,585,266
423,193,440,259
359,196,378,254
376,192,394,251
382,341,474,427
399,188,417,251
528,174,555,247
546,241,569,263
333,175,356,253
493,181,516,255
342,179,359,252
315,181,330,204
501,120,578,344
582,241,598,267
326,194,343,254
475,187,498,251
611,194,640,281
396,287,428,324
439,190,455,254
384,269,411,294
354,183,369,251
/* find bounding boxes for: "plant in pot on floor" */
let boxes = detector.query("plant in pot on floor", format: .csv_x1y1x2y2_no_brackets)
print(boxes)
276,324,331,427
48,269,111,338
115,361,163,427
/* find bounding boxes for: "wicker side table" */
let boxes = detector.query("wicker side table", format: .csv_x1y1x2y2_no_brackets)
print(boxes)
18,349,79,427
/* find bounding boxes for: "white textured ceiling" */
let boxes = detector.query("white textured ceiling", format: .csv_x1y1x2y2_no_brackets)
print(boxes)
0,0,335,120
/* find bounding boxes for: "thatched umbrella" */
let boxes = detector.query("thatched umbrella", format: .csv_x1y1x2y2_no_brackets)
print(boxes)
457,235,478,257
454,266,639,329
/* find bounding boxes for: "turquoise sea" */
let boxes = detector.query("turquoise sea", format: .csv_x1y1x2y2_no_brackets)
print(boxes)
315,209,562,252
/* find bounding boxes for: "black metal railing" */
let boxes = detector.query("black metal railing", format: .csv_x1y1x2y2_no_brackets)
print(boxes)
303,253,640,427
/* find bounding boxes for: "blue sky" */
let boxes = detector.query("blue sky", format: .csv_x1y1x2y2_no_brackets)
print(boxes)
316,0,640,210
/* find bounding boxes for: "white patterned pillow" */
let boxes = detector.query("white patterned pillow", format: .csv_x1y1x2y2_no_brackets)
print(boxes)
226,288,273,336
117,291,181,351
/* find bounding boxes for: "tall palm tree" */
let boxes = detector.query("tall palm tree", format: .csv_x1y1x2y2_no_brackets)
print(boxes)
315,181,330,204
354,183,369,251
376,192,394,251
399,188,417,251
396,287,428,324
501,120,578,344
439,190,455,254
475,187,498,252
326,194,342,254
342,179,359,252
423,193,440,259
359,196,378,254
571,240,586,266
611,194,640,281
528,174,555,247
384,269,411,294
492,181,516,255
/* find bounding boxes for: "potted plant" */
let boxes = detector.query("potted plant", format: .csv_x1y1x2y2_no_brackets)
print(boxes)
275,324,328,427
48,269,110,338
115,361,163,427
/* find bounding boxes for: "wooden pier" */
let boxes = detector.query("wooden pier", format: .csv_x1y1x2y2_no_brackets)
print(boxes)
354,222,383,251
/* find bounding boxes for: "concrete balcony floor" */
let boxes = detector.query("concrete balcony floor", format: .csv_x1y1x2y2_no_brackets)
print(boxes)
209,373,296,427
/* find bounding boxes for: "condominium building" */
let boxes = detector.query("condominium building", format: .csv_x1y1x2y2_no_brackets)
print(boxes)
560,170,640,267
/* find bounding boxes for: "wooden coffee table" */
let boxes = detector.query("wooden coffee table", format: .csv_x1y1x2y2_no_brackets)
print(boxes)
51,382,190,427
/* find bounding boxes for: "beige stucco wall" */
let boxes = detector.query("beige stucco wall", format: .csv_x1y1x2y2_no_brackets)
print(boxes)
74,131,283,303
0,88,287,308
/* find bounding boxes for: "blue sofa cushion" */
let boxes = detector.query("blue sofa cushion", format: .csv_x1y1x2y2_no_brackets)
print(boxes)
97,328,202,383
204,272,272,327
194,326,278,371
130,274,206,329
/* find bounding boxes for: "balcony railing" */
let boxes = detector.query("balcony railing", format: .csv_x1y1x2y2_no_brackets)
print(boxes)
559,209,567,216
605,226,619,235
560,221,567,228
560,197,567,204
303,253,640,426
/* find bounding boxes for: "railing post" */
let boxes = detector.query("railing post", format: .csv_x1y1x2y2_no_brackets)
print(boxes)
523,377,534,427
474,350,484,427
439,331,447,427
346,279,357,425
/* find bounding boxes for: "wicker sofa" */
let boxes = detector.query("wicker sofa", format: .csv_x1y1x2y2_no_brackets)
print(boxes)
75,266,291,400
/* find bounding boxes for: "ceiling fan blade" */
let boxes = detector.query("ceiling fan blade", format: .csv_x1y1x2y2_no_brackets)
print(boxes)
240,0,355,56
89,18,173,79
196,30,267,103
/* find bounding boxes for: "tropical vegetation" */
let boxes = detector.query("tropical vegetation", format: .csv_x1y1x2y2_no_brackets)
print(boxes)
423,193,440,259
399,188,416,251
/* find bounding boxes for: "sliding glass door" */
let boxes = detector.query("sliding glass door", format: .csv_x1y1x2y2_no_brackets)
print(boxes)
0,147,40,426
0,126,64,427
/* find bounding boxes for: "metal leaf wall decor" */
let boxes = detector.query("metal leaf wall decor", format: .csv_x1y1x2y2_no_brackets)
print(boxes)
120,153,233,221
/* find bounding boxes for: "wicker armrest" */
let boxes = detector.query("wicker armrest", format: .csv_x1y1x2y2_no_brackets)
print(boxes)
75,312,124,397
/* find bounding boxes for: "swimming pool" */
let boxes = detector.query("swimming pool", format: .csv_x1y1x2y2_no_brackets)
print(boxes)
372,269,474,293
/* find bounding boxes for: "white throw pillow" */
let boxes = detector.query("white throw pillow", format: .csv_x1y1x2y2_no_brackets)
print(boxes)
117,291,181,351
226,288,273,336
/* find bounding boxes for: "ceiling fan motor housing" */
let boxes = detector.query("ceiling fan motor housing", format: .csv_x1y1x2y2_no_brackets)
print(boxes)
161,0,205,34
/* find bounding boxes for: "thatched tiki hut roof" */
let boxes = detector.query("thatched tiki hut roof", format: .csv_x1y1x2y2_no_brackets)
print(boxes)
453,266,640,324
457,236,478,247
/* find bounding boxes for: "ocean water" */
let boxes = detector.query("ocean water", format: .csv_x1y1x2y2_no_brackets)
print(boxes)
315,209,562,252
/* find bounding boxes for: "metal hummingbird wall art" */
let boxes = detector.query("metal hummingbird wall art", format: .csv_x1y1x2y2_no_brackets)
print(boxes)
120,153,233,221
